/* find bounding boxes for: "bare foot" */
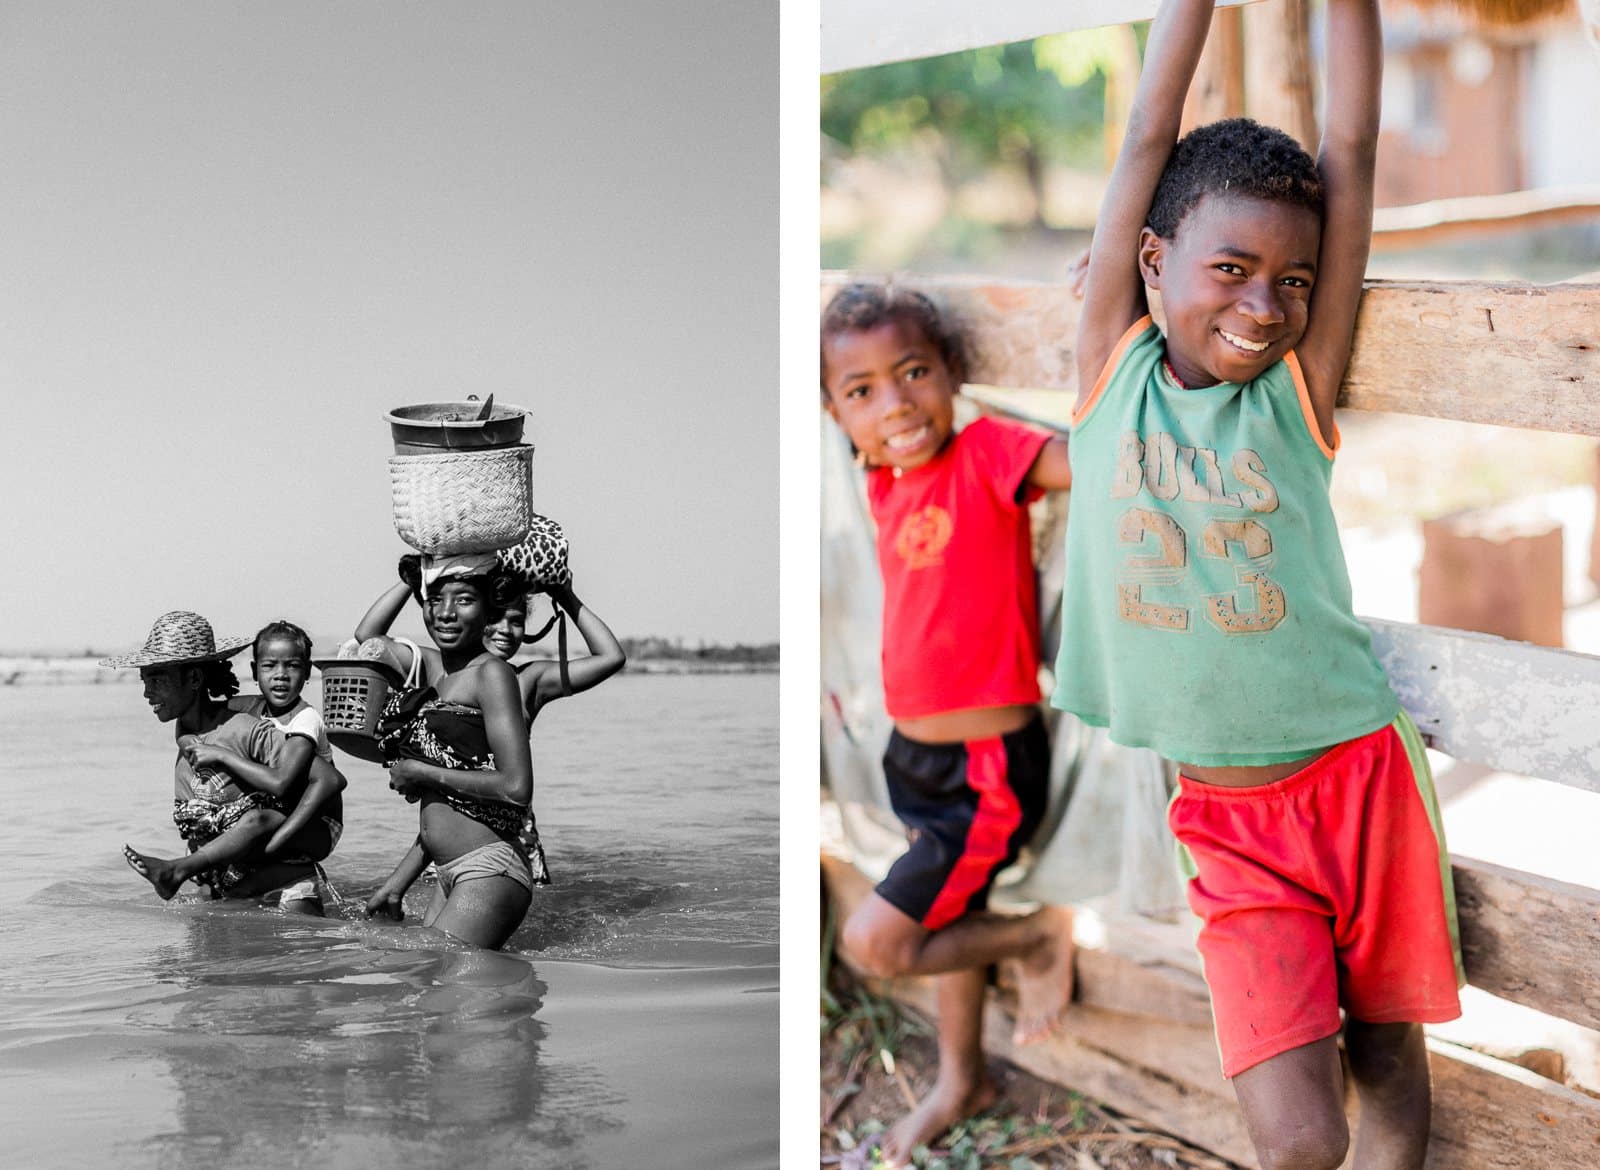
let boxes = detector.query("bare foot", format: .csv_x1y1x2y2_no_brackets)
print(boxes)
878,1073,999,1169
123,844,187,901
1007,905,1076,1046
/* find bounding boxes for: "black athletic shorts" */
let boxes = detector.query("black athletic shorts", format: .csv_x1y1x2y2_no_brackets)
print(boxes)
875,713,1050,930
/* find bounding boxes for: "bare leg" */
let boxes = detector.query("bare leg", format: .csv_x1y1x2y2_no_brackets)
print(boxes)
1231,1036,1349,1170
880,967,997,1169
840,894,1075,1045
123,809,285,900
428,875,533,951
421,877,449,929
1345,1019,1430,1170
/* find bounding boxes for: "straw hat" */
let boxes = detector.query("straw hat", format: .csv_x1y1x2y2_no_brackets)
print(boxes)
99,611,252,669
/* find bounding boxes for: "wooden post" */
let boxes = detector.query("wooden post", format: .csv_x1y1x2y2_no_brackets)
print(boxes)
1418,505,1565,649
1591,444,1600,592
1243,0,1317,150
1102,23,1143,168
1182,5,1246,134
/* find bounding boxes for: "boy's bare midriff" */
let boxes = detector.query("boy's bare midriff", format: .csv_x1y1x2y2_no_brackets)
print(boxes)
1180,747,1334,788
896,703,1037,745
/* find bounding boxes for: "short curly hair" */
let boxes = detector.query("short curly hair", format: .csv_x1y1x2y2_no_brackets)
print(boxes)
819,282,970,401
1147,118,1324,240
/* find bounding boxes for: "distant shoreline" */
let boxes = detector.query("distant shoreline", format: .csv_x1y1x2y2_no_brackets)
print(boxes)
0,656,777,686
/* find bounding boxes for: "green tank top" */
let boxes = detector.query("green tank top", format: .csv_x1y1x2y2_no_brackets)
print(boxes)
1050,319,1397,766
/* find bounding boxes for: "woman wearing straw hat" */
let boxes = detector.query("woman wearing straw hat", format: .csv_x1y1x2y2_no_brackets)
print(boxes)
105,611,341,914
359,554,537,950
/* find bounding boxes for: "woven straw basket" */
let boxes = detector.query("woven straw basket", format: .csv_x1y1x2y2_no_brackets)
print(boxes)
389,445,533,555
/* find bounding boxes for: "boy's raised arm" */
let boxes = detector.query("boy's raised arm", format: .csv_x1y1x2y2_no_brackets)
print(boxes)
1296,0,1382,443
1076,0,1218,405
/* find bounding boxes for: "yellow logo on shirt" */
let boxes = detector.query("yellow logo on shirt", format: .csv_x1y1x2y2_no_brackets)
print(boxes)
896,506,953,570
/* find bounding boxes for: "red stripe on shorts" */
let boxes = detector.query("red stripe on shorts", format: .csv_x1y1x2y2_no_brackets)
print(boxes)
924,736,1022,930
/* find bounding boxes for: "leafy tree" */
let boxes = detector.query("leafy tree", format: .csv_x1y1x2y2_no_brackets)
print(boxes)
821,27,1146,226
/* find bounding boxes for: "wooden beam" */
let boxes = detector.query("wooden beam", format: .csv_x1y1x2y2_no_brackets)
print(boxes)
1346,282,1600,434
1242,0,1315,152
1425,1039,1600,1169
1372,186,1600,252
820,0,1259,76
1452,856,1600,1034
1365,618,1600,793
820,274,1600,435
1182,6,1246,135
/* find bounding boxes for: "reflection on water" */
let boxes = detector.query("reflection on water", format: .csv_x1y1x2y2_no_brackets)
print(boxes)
121,907,623,1168
1,675,776,1169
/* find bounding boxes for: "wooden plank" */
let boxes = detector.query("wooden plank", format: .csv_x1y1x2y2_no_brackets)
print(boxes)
1425,1039,1600,1170
820,274,1600,435
821,274,1084,394
821,0,1259,75
1366,618,1600,793
1371,185,1600,252
1452,856,1600,1034
1345,282,1600,435
1074,914,1213,1028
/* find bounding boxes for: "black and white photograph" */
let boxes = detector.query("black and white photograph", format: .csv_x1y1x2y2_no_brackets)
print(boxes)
0,3,775,1167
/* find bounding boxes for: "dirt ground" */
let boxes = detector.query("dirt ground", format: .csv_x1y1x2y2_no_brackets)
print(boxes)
821,970,1244,1170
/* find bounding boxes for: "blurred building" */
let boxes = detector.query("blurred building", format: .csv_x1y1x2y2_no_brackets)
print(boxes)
1376,5,1600,204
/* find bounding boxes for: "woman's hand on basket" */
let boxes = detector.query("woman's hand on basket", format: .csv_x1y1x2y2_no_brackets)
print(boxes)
387,758,432,802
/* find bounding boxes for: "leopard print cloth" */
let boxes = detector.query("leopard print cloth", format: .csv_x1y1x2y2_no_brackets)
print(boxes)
495,513,571,590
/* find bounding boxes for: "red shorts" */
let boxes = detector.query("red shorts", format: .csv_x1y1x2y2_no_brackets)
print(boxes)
1169,715,1463,1078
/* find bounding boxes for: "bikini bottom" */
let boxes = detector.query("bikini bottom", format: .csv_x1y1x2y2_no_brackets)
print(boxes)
436,838,534,897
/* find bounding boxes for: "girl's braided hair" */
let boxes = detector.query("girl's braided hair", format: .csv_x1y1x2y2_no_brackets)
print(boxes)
1147,117,1324,240
252,619,313,661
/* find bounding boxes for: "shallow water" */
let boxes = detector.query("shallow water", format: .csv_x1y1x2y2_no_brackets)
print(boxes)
0,672,776,1169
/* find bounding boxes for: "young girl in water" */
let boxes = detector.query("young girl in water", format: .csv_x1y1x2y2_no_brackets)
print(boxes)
227,620,346,863
359,555,538,950
108,611,343,914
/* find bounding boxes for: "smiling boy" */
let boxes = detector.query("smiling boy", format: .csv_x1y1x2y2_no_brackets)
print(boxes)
1055,2,1462,1167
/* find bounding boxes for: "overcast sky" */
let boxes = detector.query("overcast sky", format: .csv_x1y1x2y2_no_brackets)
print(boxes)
0,1,775,655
